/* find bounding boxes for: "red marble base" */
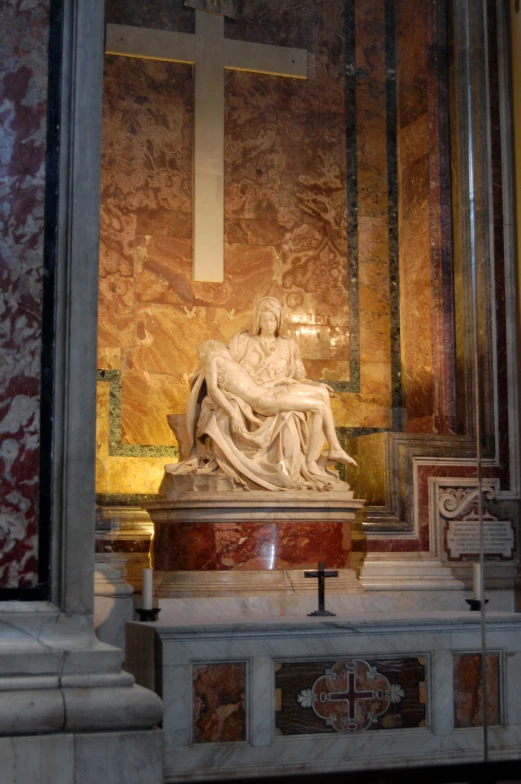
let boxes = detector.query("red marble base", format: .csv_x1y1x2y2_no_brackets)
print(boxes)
153,521,352,571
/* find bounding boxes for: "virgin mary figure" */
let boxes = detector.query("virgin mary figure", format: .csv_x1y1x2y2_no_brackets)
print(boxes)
171,297,355,492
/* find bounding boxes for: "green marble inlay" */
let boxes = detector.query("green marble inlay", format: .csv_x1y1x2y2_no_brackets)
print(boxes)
97,369,178,458
322,0,359,395
96,492,158,506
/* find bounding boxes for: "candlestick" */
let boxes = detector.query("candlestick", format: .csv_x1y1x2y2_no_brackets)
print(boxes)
142,568,153,610
472,562,482,601
136,608,161,622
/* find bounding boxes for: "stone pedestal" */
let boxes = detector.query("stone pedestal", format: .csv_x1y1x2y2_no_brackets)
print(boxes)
0,730,163,784
147,492,365,598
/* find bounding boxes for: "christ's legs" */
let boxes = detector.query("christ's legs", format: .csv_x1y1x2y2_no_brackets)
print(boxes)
306,407,328,467
267,388,357,472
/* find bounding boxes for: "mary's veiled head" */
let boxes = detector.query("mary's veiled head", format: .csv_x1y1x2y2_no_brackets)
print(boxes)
252,297,283,336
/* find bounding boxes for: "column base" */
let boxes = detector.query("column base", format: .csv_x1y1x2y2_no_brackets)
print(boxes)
0,607,163,780
0,729,163,784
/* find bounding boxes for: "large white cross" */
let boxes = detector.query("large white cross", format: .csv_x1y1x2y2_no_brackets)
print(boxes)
106,12,308,282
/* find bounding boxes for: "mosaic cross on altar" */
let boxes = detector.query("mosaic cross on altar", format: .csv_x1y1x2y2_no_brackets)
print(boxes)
328,668,383,726
106,2,308,282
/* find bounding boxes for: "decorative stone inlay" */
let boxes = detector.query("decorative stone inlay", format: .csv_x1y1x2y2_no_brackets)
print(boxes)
97,370,178,458
192,662,247,743
275,656,426,735
453,652,501,728
298,659,403,732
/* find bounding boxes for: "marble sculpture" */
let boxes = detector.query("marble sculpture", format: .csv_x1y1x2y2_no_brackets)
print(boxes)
165,297,356,492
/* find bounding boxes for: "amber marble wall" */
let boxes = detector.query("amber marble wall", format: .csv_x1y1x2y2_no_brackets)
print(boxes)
397,2,434,432
396,0,454,433
355,0,393,422
96,0,451,498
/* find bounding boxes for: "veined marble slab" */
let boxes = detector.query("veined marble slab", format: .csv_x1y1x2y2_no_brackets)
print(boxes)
156,589,514,618
125,612,521,782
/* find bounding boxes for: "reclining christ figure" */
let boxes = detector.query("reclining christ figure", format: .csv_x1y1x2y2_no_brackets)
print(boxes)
197,339,357,480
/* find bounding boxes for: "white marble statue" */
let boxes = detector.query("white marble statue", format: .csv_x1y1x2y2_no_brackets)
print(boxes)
166,296,356,492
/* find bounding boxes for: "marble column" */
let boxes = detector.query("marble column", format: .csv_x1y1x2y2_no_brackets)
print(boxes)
0,1,163,782
510,0,521,610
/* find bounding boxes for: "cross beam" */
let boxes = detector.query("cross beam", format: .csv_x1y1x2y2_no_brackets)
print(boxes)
106,14,308,282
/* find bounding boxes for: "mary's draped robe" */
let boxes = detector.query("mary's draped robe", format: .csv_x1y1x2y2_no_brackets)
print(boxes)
182,332,341,491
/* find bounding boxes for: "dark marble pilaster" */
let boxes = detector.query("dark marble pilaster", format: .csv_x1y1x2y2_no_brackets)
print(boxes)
0,0,50,590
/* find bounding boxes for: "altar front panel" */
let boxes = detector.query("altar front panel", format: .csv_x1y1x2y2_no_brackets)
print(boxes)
125,613,521,782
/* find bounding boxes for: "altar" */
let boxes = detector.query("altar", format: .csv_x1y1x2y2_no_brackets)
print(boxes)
126,612,521,782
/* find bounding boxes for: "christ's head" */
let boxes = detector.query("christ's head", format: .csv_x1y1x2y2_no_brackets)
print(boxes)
196,340,230,363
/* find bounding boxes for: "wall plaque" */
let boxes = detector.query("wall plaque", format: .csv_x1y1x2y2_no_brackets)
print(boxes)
447,514,514,559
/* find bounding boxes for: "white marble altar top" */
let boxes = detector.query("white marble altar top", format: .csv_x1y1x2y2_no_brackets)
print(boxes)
147,490,365,508
131,610,521,637
147,491,364,508
146,491,365,523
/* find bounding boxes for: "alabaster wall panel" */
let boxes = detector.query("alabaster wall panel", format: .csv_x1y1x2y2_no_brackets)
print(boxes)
96,0,450,499
98,0,360,498
98,55,193,351
0,0,50,588
96,382,167,497
396,0,435,432
352,0,394,441
120,370,181,447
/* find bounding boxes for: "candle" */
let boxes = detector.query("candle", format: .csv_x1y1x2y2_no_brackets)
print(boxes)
142,568,153,610
472,562,482,601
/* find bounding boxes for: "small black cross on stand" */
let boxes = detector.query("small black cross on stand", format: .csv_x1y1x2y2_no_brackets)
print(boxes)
305,561,338,616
